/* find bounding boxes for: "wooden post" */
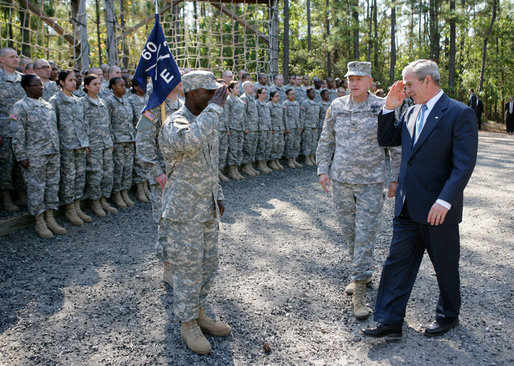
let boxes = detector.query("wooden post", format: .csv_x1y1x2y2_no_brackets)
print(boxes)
269,0,279,77
104,0,117,66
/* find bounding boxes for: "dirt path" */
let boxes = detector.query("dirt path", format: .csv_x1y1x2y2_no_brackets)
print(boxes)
0,131,512,365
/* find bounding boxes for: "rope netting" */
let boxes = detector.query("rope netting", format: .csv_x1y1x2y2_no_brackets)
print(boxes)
0,0,274,76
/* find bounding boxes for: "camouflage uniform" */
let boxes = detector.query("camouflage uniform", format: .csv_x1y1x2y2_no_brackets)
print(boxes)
157,102,224,321
49,92,89,205
270,84,287,103
319,100,331,140
300,98,321,156
11,97,60,216
314,88,322,103
72,88,87,98
129,93,149,185
81,95,114,200
241,93,259,164
328,88,338,103
217,108,229,171
253,83,270,96
0,68,26,191
225,94,245,166
41,80,60,102
294,85,307,106
316,92,401,282
105,94,135,193
282,99,302,159
136,98,183,223
99,80,111,99
268,101,285,160
255,100,272,161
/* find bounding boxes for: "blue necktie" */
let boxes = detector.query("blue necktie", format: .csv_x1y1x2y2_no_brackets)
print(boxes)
414,104,428,145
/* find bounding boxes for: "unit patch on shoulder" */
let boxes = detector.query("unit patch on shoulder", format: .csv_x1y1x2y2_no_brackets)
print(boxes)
143,110,156,121
9,113,17,120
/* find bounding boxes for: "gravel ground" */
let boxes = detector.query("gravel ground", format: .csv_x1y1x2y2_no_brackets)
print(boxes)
0,130,513,366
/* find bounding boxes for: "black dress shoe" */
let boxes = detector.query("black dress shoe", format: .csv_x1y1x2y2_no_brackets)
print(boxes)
424,318,459,337
361,322,402,338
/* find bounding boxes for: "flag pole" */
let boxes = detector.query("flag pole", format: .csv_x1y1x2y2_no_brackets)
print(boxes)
154,0,167,122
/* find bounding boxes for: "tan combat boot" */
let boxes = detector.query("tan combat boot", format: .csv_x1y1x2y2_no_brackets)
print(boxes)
258,161,271,173
197,307,232,337
268,160,278,170
136,183,149,203
1,190,19,211
218,169,229,182
249,163,260,175
227,165,241,181
293,158,303,168
304,155,314,166
345,277,373,295
242,163,256,177
235,166,245,180
45,209,67,235
121,190,134,207
75,200,92,223
143,181,151,199
287,158,296,168
91,200,106,217
112,191,127,208
352,280,372,320
35,213,53,239
101,197,118,214
163,261,173,287
65,203,83,226
181,320,212,354
275,159,284,170
310,154,317,166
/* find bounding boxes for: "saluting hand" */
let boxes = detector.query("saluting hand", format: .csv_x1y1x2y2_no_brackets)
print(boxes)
209,86,229,108
385,80,406,110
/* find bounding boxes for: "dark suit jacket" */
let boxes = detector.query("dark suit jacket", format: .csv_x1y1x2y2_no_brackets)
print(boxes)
377,93,478,225
468,93,477,112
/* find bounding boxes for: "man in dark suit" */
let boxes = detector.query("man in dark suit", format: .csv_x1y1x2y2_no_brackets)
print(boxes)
505,96,514,133
468,89,484,130
362,60,478,338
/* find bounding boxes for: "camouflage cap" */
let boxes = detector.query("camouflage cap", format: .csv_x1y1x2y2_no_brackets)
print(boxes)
182,70,221,93
344,61,372,77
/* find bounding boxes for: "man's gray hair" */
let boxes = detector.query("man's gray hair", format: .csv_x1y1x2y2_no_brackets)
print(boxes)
108,65,120,74
403,59,440,85
222,70,233,78
0,47,16,57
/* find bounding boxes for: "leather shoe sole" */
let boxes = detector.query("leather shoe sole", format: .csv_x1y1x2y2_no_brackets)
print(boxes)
361,323,402,338
424,319,459,337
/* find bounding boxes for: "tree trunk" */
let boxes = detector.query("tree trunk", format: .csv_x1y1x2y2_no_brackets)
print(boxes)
269,0,279,76
367,0,372,62
373,0,378,67
119,0,128,68
307,0,311,52
326,0,331,75
352,4,359,59
283,0,290,80
104,0,117,66
95,0,103,65
429,0,440,62
479,0,498,92
448,0,456,92
389,3,396,86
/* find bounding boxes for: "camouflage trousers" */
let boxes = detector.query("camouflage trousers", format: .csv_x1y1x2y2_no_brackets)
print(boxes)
243,131,258,164
256,130,271,161
86,148,114,200
59,148,87,205
132,153,147,185
22,153,60,216
332,181,384,282
149,183,163,224
284,128,301,159
227,130,244,166
270,131,285,160
218,131,229,170
112,142,135,192
0,136,25,191
157,218,219,321
301,127,319,156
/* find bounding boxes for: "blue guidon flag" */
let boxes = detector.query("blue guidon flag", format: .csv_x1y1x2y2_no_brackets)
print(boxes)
133,14,181,113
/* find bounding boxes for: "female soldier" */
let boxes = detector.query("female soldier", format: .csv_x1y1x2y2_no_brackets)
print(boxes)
11,74,65,238
82,74,117,217
105,77,136,208
255,87,273,173
225,81,246,180
128,79,150,203
50,70,91,226
267,91,285,170
282,88,302,168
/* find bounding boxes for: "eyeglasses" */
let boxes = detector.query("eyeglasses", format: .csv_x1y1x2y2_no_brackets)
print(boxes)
34,65,50,70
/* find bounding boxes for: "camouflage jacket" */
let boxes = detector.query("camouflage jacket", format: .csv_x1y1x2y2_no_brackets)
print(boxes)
0,68,25,137
105,94,135,143
328,89,338,103
128,93,148,127
225,95,246,131
319,101,331,128
72,88,87,98
136,98,183,181
240,93,259,132
158,103,224,223
267,101,285,131
256,100,272,131
282,100,302,130
301,99,322,128
11,97,59,160
41,80,60,102
294,86,307,106
49,92,89,150
270,84,287,103
317,93,401,184
81,95,113,149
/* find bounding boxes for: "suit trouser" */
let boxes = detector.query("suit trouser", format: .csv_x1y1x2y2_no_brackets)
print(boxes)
374,210,461,327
